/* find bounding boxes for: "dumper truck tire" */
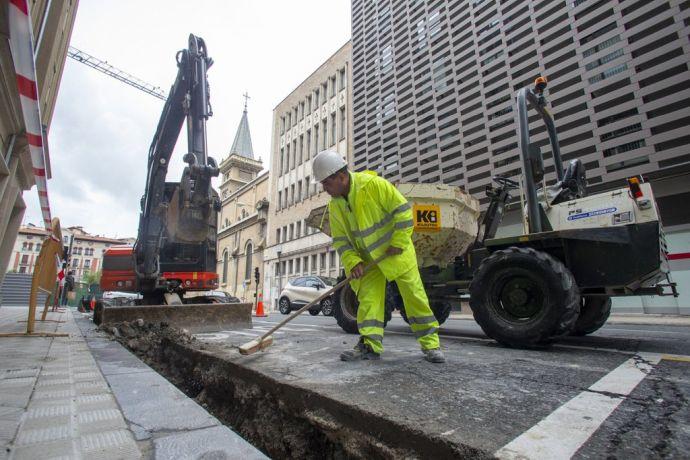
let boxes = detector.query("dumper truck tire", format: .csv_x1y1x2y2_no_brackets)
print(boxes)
571,296,611,336
469,246,580,347
334,281,393,334
391,281,451,326
430,301,452,325
398,300,451,325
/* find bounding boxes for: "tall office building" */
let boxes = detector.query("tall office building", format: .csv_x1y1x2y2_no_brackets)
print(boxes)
351,0,690,312
351,0,690,205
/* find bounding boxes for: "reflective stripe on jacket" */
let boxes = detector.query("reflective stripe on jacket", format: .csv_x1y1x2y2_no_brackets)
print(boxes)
329,171,417,282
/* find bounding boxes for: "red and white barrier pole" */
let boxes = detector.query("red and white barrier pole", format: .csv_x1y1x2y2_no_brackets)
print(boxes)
8,0,53,231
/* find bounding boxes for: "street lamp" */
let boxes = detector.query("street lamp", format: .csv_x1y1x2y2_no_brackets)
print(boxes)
276,250,282,310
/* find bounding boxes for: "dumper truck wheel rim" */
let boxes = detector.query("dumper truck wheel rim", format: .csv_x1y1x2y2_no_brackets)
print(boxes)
496,275,545,320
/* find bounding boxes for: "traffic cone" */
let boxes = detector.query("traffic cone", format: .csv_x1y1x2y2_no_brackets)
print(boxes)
89,296,96,312
254,293,267,317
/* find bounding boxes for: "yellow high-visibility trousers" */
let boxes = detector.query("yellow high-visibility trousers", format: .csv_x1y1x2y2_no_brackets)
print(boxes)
355,264,440,354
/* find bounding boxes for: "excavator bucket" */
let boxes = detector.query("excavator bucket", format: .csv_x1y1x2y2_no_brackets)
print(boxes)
93,302,253,333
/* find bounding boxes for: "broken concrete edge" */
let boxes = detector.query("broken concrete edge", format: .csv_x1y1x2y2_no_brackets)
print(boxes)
94,302,253,333
119,328,491,458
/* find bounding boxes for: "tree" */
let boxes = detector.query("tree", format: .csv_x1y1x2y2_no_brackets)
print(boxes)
84,270,101,285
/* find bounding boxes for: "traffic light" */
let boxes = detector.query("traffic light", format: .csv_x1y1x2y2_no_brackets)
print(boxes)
254,267,260,285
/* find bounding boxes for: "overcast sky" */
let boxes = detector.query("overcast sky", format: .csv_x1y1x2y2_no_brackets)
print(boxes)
22,0,351,238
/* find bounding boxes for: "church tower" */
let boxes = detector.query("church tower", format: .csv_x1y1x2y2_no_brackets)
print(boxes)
219,94,263,198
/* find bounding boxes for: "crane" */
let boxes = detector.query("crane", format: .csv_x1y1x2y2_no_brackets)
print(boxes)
67,46,167,101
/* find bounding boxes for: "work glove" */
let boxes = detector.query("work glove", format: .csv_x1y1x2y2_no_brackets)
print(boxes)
385,246,403,257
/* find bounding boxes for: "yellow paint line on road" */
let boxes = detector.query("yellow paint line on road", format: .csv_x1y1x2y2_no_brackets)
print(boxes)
661,355,690,363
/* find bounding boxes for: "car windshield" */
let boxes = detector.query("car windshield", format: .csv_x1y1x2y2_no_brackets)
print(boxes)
319,277,337,286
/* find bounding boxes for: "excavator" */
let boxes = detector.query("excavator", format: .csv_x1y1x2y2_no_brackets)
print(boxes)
94,35,251,332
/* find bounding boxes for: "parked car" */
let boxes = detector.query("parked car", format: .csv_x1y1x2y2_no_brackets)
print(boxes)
279,276,337,316
102,291,141,306
184,290,241,304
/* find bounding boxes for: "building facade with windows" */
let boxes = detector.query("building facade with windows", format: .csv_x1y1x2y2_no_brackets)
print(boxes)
0,0,79,287
217,104,269,302
263,41,353,310
351,0,690,313
6,224,126,282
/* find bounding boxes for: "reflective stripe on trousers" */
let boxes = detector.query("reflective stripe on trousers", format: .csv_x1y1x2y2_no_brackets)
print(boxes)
355,264,440,354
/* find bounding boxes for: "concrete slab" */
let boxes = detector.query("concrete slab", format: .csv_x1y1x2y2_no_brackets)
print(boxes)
105,370,219,433
154,425,268,460
84,338,151,376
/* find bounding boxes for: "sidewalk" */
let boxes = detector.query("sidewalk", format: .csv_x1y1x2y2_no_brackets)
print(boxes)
0,306,266,459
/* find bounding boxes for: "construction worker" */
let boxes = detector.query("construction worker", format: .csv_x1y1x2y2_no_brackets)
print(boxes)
312,149,445,363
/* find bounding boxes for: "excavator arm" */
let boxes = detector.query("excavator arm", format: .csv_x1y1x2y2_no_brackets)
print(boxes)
134,34,219,294
97,35,251,332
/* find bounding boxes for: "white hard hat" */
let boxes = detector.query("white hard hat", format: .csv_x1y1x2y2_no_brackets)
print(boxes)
312,149,347,182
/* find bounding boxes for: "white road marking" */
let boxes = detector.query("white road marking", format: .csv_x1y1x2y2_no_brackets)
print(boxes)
300,346,332,356
220,330,261,337
253,320,329,329
495,352,662,460
195,333,230,341
253,325,314,333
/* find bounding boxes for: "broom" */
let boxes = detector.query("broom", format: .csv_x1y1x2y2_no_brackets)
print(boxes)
239,254,387,355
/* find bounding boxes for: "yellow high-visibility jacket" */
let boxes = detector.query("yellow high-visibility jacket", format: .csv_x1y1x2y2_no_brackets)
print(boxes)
329,171,417,284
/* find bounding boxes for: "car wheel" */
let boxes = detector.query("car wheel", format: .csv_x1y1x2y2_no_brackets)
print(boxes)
321,297,334,316
308,307,320,316
279,297,291,315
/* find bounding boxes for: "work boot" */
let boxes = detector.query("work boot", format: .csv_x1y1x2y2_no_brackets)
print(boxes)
423,348,446,363
340,339,380,361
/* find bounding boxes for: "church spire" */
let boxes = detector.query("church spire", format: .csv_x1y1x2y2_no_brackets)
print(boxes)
229,93,254,159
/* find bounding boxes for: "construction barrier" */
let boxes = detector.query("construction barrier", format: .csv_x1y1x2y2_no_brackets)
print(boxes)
8,0,53,231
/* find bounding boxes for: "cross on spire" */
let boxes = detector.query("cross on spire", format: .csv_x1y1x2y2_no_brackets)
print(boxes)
229,94,254,159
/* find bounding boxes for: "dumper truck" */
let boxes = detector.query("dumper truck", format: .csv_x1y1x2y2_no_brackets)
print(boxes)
307,78,677,348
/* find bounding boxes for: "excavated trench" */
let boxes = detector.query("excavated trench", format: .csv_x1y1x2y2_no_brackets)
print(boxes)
105,320,487,459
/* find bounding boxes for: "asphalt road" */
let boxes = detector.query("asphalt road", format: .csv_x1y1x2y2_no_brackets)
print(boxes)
198,311,690,458
274,311,690,357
